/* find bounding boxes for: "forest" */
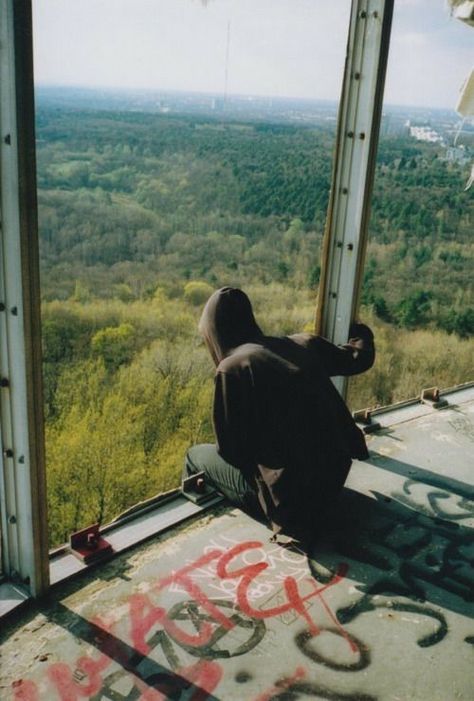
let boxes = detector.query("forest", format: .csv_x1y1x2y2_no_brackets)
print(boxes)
35,105,473,546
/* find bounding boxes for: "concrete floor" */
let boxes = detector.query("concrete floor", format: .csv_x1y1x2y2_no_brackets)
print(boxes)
1,387,473,700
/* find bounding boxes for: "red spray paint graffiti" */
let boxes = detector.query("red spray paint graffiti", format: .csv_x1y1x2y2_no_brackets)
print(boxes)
11,540,350,701
11,681,39,701
252,666,307,701
129,541,350,652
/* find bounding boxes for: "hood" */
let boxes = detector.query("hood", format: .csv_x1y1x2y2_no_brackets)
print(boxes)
198,287,263,365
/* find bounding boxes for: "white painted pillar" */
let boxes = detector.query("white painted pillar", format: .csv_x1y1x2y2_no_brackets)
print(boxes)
316,0,394,396
0,0,49,596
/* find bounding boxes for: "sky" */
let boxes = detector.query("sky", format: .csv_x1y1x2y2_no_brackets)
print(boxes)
32,0,473,109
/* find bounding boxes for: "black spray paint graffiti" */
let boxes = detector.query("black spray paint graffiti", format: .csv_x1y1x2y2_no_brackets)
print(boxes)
16,481,473,701
395,478,474,522
309,485,474,653
156,598,267,660
90,485,472,701
89,600,375,701
90,598,265,701
295,628,370,672
15,538,377,701
342,515,472,603
338,601,447,648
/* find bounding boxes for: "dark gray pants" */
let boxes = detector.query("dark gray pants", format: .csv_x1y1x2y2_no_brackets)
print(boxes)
184,443,267,523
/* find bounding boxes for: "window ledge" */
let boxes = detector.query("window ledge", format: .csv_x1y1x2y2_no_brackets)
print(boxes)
0,581,30,617
51,490,223,585
1,489,223,620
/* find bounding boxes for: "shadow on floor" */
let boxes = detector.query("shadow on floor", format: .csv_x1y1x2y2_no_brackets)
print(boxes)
309,484,474,641
369,451,474,501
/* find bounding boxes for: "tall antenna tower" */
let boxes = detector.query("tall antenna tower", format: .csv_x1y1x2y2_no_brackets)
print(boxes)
224,20,231,109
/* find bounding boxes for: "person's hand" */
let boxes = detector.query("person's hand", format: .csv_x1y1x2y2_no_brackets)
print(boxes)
348,322,374,343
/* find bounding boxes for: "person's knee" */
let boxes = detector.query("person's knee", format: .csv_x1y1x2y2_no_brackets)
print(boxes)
185,443,214,475
184,445,200,475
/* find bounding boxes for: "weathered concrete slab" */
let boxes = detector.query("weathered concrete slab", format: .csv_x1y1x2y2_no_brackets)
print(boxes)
1,392,473,701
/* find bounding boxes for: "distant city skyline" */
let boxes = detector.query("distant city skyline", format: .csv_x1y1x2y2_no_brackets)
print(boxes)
33,0,473,110
34,84,462,117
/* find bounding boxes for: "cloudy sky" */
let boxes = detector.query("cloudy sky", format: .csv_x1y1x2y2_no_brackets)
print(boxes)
33,0,473,108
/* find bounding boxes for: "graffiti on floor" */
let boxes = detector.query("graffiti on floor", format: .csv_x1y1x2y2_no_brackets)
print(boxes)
11,540,369,701
10,482,474,701
319,485,474,651
172,535,311,604
394,477,474,522
448,416,474,443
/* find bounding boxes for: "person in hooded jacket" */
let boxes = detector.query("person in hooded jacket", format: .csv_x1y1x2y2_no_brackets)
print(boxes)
184,287,375,546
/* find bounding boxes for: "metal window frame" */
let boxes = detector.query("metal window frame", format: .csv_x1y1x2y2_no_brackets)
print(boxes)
0,0,49,597
316,0,394,396
0,0,394,604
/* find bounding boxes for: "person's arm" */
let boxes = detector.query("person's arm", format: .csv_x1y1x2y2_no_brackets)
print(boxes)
307,323,375,377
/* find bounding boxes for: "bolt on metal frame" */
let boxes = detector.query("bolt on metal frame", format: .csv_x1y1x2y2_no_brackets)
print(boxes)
0,0,49,596
316,0,394,396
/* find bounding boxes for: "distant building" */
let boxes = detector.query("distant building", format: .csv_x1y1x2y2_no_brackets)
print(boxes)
444,145,470,164
409,125,443,143
380,113,390,135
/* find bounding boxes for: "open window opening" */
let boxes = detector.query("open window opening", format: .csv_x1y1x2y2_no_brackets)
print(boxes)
1,0,472,604
347,0,474,409
31,0,352,551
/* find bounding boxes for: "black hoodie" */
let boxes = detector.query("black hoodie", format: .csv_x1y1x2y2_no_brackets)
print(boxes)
199,287,375,539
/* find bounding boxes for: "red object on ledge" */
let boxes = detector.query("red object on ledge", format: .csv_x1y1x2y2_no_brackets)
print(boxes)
69,523,113,564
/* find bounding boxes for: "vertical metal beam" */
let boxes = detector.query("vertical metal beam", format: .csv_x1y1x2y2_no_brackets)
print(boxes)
316,0,394,395
0,0,49,596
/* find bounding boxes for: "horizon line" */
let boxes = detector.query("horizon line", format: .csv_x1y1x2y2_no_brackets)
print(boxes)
34,83,459,113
